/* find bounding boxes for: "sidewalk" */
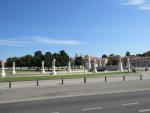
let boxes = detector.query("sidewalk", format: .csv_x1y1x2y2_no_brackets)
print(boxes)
0,77,150,104
0,74,149,89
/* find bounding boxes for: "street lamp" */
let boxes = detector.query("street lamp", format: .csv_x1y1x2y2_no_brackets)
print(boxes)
83,58,86,83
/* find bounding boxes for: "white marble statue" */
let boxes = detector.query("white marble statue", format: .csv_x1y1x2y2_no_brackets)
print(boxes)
88,56,91,69
42,61,46,74
119,57,123,71
68,61,72,72
127,57,131,73
1,60,6,77
99,58,102,67
93,59,97,73
52,58,57,75
12,62,16,75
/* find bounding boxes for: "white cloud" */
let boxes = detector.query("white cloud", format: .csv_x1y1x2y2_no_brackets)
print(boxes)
33,36,81,45
0,39,31,46
121,0,150,10
138,4,150,10
122,0,145,5
0,36,82,47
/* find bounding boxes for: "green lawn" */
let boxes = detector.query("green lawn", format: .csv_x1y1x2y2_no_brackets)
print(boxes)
0,71,129,82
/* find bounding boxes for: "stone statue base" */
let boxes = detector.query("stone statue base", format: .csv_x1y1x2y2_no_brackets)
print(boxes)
42,70,46,74
68,69,72,72
52,71,57,75
1,71,6,78
12,71,16,75
93,69,97,73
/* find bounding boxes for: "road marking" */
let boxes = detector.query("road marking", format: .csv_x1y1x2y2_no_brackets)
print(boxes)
52,112,59,113
122,102,139,106
82,106,103,111
139,109,150,112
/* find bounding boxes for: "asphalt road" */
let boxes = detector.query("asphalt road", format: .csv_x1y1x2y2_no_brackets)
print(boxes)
1,90,150,113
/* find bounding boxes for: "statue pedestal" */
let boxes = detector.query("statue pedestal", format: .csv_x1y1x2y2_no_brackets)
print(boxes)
1,70,6,78
93,68,97,73
1,61,6,77
12,62,16,75
68,69,72,72
42,70,46,74
12,70,16,75
52,71,57,75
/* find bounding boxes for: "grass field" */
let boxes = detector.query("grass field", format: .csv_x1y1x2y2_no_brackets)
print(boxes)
0,71,130,82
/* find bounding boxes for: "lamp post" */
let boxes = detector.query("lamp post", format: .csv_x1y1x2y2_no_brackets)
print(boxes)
83,58,86,83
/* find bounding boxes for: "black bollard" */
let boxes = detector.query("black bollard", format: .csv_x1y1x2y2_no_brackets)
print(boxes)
9,81,11,88
123,75,125,81
62,78,64,84
105,76,107,82
84,77,86,83
37,80,39,86
140,75,142,80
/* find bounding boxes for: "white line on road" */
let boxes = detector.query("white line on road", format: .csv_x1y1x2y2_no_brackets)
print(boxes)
82,106,103,111
139,109,150,112
52,112,59,113
122,102,139,106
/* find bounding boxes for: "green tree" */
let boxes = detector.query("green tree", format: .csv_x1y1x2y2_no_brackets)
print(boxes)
102,54,108,58
34,51,44,69
136,54,143,57
23,55,34,68
59,50,69,69
45,52,53,70
107,55,120,66
6,57,21,67
126,51,131,56
109,54,115,57
6,57,13,67
53,53,61,67
74,56,83,68
143,51,150,57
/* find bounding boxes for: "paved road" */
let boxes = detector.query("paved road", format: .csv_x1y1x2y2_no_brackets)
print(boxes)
1,77,150,103
1,90,150,113
0,71,150,113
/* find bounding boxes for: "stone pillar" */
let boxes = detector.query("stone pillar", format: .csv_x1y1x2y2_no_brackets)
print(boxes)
52,58,57,75
99,58,102,67
127,57,131,73
88,56,91,69
119,57,123,71
93,59,97,73
42,61,46,74
1,61,6,77
12,62,16,75
68,61,72,72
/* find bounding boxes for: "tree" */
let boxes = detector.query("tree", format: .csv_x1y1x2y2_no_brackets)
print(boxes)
53,53,61,67
6,57,13,67
74,56,83,68
143,51,150,57
23,55,34,68
136,54,143,57
59,50,69,69
102,54,108,58
126,51,131,56
6,57,21,68
45,52,53,70
107,55,120,66
34,51,44,69
109,54,115,57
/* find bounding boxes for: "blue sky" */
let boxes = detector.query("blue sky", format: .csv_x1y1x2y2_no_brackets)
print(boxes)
0,0,150,59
